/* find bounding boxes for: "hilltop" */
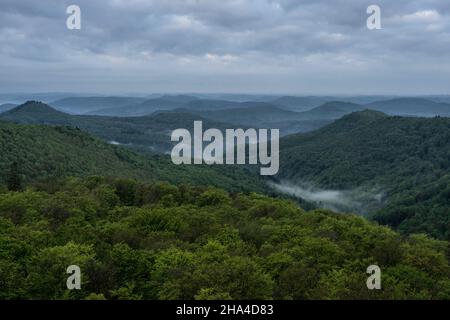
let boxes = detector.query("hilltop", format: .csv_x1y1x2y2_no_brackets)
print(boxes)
367,98,450,117
0,101,236,153
50,96,147,114
278,110,450,238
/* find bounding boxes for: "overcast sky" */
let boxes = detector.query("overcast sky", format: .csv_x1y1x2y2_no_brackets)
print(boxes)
1,0,449,95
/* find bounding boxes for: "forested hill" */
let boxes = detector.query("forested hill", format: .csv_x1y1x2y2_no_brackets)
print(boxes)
0,121,150,181
1,176,450,299
0,108,449,300
0,101,235,153
0,121,266,193
278,110,450,238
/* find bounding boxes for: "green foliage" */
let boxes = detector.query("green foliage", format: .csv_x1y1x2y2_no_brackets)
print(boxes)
0,101,233,154
0,120,266,194
7,162,22,192
0,176,449,300
279,111,450,239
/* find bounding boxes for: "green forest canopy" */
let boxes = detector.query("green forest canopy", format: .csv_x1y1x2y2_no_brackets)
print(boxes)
279,111,450,239
1,176,449,299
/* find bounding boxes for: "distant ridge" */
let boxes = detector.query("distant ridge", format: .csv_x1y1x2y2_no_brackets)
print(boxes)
51,96,147,114
3,101,71,124
367,97,450,116
0,101,237,152
271,96,332,111
294,101,366,120
0,103,18,113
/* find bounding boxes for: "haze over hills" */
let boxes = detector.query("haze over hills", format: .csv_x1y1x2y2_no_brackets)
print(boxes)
2,99,352,139
176,104,297,124
176,104,335,135
425,95,450,104
277,110,450,239
367,98,450,117
271,96,345,112
278,98,450,122
0,101,237,153
0,104,18,113
184,99,244,111
2,99,450,240
0,92,88,105
79,96,369,118
49,95,450,136
88,98,276,117
295,101,367,120
5,93,450,124
51,97,148,114
88,96,198,117
270,96,397,112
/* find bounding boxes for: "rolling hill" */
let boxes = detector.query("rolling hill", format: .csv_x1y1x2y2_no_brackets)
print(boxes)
272,96,450,118
277,110,450,238
50,96,147,114
88,98,187,116
271,96,395,112
10,100,334,140
0,120,266,193
184,99,244,111
295,101,367,120
367,98,450,117
86,95,200,116
177,104,334,135
271,96,333,111
179,104,299,125
0,101,234,153
89,98,270,117
0,121,153,182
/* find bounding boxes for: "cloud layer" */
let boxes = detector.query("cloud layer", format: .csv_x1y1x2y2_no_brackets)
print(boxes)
1,0,449,94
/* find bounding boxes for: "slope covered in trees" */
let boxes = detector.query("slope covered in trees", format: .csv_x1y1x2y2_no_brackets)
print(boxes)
0,101,237,153
0,121,266,193
1,176,449,300
278,111,450,239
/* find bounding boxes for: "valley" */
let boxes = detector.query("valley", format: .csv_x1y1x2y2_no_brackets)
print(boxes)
1,94,449,300
3,0,450,302
1,96,449,239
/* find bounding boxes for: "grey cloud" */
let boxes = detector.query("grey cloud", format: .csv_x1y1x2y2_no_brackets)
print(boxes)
0,0,449,94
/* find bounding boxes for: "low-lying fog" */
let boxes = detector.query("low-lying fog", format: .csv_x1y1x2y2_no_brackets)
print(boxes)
269,180,385,214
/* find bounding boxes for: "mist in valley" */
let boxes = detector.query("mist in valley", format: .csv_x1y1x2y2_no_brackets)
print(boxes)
269,180,385,215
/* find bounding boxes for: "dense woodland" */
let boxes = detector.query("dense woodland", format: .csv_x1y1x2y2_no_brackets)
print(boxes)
280,111,450,239
1,176,450,299
0,121,267,194
1,101,450,300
